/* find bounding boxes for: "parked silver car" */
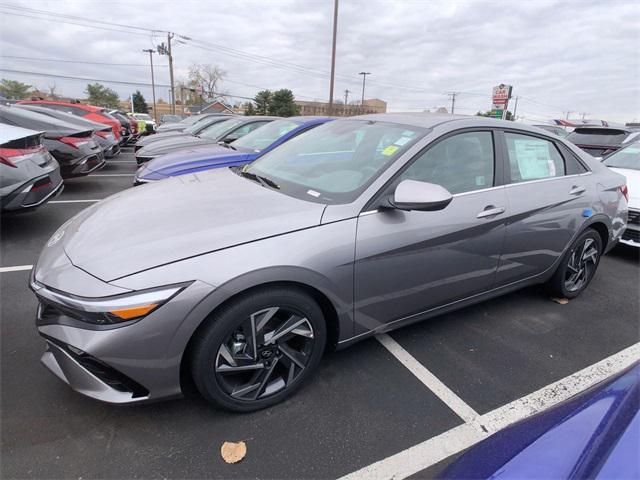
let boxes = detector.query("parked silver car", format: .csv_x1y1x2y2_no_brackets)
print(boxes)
1,124,63,212
31,114,628,410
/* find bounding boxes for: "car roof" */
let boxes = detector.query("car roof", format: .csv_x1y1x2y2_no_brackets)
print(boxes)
347,112,553,135
15,104,111,131
18,100,103,112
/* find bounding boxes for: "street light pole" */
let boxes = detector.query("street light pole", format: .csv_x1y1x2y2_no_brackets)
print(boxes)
359,72,370,113
142,49,157,122
328,0,339,116
167,32,175,115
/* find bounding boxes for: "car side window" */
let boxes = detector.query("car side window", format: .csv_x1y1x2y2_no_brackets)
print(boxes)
505,133,566,183
399,131,494,195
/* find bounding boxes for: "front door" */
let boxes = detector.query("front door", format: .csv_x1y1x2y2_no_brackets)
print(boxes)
354,130,508,335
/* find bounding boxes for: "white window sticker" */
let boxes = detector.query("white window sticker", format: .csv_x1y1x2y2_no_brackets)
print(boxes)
394,136,411,146
514,139,553,180
306,189,321,197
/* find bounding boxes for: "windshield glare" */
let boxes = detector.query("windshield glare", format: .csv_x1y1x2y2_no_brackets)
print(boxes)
232,119,300,152
246,120,425,204
199,118,244,140
603,143,640,170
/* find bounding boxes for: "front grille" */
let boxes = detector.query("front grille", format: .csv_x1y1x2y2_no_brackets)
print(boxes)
628,210,640,225
622,228,640,243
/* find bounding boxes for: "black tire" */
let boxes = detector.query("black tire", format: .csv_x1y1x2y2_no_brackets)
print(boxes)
190,287,327,412
547,228,603,299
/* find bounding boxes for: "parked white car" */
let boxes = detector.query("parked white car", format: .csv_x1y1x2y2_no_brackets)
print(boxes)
603,141,640,247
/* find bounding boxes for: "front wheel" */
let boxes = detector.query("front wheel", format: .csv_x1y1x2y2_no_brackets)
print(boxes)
548,228,603,299
190,287,327,412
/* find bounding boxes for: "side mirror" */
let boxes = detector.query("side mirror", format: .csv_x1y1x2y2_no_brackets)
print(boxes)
389,179,453,211
222,134,239,144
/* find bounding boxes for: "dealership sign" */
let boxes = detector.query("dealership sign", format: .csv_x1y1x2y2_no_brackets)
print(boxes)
491,84,513,118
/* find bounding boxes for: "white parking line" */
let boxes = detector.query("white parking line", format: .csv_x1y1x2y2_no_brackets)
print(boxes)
0,265,33,273
49,199,101,204
343,341,640,479
377,334,479,424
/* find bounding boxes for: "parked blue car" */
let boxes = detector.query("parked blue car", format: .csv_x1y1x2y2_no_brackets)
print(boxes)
441,362,639,479
134,116,334,184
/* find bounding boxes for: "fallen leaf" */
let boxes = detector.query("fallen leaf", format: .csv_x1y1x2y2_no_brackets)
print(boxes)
550,297,569,305
221,441,247,464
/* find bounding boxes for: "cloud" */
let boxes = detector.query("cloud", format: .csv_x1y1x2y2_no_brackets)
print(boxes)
0,0,637,122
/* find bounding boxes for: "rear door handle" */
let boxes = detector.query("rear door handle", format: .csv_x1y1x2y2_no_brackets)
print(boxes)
569,185,586,196
477,206,506,219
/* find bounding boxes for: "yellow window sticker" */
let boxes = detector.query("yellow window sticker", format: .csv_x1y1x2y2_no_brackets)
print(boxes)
382,145,399,156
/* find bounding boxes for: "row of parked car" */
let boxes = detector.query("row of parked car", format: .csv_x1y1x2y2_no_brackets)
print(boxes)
0,100,158,212
1,100,639,249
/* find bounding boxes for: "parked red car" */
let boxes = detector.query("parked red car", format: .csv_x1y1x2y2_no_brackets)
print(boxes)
18,101,121,140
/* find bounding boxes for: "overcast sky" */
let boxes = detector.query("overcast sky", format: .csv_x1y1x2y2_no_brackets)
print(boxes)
1,0,638,123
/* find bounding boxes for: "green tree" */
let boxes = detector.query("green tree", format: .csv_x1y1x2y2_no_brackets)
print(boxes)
477,110,513,121
85,83,120,108
268,89,300,117
0,79,32,99
253,90,272,115
132,90,149,113
244,102,256,116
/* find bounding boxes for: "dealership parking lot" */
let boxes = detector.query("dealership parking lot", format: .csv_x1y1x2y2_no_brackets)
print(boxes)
1,149,639,479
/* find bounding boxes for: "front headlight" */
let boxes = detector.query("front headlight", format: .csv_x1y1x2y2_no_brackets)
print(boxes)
32,282,187,325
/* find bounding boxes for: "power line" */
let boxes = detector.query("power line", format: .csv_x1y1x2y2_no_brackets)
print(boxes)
0,55,168,67
0,2,164,33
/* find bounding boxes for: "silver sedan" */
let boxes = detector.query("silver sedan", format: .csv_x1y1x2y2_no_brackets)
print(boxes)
31,114,628,410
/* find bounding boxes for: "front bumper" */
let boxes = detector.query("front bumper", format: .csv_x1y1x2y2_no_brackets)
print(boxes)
30,268,213,404
620,209,640,248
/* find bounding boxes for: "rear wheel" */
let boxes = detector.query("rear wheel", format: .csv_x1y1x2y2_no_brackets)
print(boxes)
548,229,602,299
190,287,326,411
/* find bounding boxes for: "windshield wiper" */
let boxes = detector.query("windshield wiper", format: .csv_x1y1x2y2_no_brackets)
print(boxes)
217,141,237,150
237,170,279,190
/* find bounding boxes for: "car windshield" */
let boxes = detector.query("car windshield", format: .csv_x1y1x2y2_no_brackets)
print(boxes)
199,118,244,140
603,143,640,170
184,116,224,135
244,119,426,204
232,119,300,152
179,115,204,125
162,115,182,122
135,114,152,121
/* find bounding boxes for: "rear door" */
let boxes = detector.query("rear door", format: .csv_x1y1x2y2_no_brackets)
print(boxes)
494,130,591,286
354,130,508,334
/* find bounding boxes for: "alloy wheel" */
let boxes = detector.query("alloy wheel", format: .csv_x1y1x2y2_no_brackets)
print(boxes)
564,237,599,292
214,306,315,401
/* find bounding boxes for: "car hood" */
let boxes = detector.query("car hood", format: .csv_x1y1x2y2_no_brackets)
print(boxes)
137,135,211,157
60,167,326,281
156,124,186,133
136,131,189,147
143,145,255,177
609,167,640,207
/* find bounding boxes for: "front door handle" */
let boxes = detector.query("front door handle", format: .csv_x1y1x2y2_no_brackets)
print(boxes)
569,185,586,196
477,206,506,219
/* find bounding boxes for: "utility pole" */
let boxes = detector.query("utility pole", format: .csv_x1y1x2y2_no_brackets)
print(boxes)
359,72,370,113
327,0,339,116
580,112,590,120
564,110,573,120
142,49,157,122
511,96,519,120
328,0,338,115
344,89,350,105
157,36,175,114
445,92,458,115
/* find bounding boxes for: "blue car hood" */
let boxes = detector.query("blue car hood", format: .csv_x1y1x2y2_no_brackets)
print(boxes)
141,144,257,178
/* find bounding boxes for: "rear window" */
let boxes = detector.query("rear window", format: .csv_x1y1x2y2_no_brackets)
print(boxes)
566,128,629,146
